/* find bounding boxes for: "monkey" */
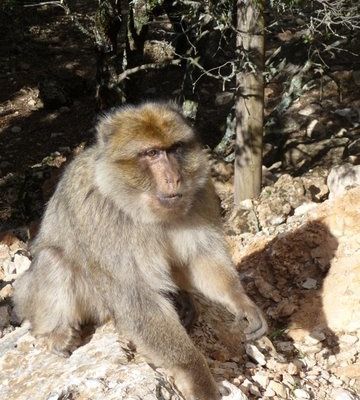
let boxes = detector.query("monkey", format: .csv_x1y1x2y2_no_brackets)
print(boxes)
169,290,198,331
13,102,267,400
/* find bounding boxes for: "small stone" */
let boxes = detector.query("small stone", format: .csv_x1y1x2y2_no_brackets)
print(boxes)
306,119,326,139
294,202,317,216
301,277,317,289
327,355,337,366
3,259,16,275
221,380,249,400
0,244,11,261
0,284,13,299
294,388,310,399
249,384,261,397
332,388,359,400
287,362,300,375
252,371,269,388
303,356,317,367
329,375,343,387
267,381,287,398
13,254,31,275
245,344,266,366
298,104,321,116
240,378,252,391
263,387,276,397
282,372,296,388
28,99,36,107
304,335,320,345
11,126,22,133
321,370,330,380
327,164,360,199
232,377,241,386
256,336,277,356
266,358,279,371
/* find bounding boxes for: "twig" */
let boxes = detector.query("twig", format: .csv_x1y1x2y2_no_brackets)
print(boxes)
23,1,69,14
116,60,181,83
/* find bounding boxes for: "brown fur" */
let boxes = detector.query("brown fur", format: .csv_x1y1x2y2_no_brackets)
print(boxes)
13,102,267,400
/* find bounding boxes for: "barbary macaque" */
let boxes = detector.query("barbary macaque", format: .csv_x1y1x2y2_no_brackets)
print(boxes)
14,102,267,400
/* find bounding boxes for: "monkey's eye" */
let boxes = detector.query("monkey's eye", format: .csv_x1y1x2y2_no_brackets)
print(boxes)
145,149,160,158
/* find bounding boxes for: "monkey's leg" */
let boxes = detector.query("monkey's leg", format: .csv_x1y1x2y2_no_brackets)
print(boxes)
14,247,86,356
115,290,220,400
189,255,268,340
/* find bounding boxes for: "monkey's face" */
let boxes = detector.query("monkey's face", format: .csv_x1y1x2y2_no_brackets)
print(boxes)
95,103,209,223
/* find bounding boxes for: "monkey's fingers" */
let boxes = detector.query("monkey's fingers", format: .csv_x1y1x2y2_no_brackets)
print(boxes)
243,306,268,341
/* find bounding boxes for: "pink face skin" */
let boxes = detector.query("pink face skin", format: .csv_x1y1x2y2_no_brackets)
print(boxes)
139,145,184,210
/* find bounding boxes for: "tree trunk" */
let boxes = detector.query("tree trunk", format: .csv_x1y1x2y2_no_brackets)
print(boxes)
234,0,265,204
95,0,129,110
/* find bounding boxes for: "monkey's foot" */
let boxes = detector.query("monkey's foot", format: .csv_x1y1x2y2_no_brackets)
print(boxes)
236,302,268,341
45,327,82,357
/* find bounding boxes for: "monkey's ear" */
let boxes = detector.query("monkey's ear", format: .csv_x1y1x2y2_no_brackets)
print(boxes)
96,113,116,146
166,100,183,115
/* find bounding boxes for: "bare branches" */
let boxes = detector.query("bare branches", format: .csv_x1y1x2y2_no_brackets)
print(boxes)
310,0,360,36
116,60,181,83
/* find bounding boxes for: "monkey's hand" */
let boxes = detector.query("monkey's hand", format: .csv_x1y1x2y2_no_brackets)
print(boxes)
235,299,268,341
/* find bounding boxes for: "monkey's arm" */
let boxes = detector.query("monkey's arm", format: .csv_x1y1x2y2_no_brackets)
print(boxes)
104,280,219,400
189,244,268,340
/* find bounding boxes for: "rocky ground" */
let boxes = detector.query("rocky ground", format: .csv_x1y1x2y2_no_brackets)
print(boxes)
1,165,360,400
1,3,360,400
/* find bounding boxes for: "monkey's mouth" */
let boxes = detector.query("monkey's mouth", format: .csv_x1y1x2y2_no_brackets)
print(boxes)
156,193,183,208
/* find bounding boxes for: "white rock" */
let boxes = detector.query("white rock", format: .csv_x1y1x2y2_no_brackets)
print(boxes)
294,202,317,216
329,375,343,387
245,344,266,366
294,388,311,399
327,164,360,199
13,254,31,275
263,386,276,397
332,388,359,400
287,362,300,375
304,335,320,345
267,380,288,398
298,104,320,116
282,372,296,388
240,378,252,391
252,370,269,388
221,380,249,400
0,244,11,262
3,259,16,275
